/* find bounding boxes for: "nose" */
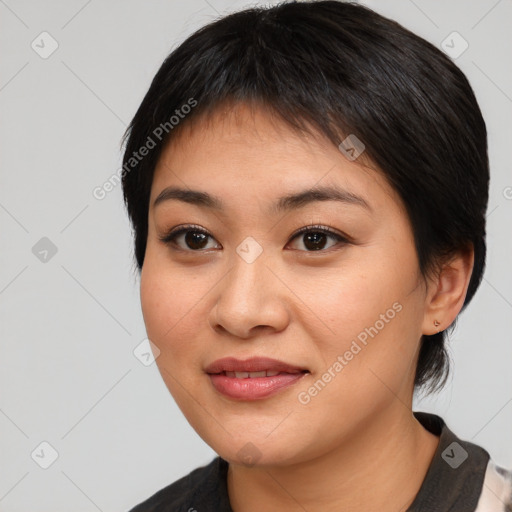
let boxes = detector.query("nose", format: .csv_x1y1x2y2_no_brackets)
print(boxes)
208,249,290,339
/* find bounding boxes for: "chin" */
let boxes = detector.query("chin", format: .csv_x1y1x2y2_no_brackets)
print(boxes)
205,432,305,468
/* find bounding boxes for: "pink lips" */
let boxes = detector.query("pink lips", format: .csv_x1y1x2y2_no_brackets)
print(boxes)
205,357,309,400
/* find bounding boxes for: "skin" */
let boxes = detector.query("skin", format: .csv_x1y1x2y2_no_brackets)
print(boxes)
140,101,474,512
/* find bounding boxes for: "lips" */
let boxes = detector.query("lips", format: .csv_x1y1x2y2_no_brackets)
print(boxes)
204,356,308,375
206,357,310,400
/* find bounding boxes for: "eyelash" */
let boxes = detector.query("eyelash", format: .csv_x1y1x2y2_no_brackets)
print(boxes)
158,223,349,253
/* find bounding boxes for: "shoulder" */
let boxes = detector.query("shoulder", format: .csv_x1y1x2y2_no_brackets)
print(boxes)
410,411,512,512
475,458,512,511
126,456,231,512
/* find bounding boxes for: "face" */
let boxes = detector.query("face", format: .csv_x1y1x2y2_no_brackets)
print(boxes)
140,102,430,467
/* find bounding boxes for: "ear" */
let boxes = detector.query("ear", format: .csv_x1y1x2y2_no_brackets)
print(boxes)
421,246,475,335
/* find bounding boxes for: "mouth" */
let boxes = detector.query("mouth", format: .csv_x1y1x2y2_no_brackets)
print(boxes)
204,356,309,375
205,357,310,400
214,370,309,378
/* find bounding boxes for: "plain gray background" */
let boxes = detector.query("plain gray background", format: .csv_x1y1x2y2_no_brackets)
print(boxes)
1,0,511,510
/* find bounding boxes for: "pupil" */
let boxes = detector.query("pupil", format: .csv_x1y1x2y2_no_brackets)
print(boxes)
185,231,208,250
304,232,326,250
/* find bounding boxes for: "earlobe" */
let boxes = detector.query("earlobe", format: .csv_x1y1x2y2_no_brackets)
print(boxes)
421,247,475,336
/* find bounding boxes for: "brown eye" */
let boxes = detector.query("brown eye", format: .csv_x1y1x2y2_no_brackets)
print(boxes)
301,232,330,250
182,231,209,250
159,224,348,253
288,225,348,252
159,225,220,251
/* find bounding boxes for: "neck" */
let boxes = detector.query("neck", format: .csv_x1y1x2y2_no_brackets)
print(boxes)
227,405,440,512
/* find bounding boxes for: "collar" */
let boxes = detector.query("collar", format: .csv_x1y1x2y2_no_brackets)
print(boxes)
407,411,490,511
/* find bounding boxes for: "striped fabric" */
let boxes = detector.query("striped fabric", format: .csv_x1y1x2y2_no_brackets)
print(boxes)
475,459,512,511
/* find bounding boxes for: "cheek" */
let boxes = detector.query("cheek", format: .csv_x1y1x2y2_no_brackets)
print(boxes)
140,258,207,410
140,252,203,358
299,247,424,391
299,256,412,343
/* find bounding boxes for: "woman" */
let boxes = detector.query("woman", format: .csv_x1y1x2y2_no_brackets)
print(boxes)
121,1,512,510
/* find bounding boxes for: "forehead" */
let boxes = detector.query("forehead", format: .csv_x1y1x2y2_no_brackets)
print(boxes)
150,102,402,216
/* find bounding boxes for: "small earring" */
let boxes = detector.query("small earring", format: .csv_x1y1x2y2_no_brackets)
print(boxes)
434,320,440,327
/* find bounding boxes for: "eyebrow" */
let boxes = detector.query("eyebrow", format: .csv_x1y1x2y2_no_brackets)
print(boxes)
152,185,372,214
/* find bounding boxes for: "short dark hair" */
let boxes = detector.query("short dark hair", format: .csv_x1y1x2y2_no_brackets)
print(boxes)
121,0,489,396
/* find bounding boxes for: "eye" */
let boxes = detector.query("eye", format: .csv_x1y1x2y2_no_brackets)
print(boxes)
158,224,349,253
158,224,220,251
287,224,348,252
